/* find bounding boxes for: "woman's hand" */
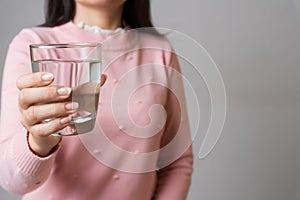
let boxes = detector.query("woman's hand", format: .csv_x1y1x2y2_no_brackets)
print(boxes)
16,72,106,157
17,72,75,157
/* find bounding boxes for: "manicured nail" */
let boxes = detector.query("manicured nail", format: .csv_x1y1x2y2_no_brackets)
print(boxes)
60,116,72,124
57,87,71,96
41,73,54,81
65,102,79,110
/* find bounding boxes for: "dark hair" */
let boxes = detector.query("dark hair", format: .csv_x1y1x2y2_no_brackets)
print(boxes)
40,0,155,29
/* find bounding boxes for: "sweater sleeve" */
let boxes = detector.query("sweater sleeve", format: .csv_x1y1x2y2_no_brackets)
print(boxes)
0,29,59,195
153,52,194,200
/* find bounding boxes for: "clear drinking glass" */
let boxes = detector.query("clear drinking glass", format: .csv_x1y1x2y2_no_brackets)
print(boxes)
30,43,101,136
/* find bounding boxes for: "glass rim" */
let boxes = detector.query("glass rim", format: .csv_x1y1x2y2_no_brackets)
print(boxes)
30,43,101,49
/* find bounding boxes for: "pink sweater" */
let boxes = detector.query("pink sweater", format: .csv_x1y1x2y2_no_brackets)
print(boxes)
0,22,193,200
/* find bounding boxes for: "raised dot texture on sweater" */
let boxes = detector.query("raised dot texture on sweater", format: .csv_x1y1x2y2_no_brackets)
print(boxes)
93,149,102,155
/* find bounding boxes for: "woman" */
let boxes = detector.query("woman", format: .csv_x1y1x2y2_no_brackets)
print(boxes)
0,0,193,199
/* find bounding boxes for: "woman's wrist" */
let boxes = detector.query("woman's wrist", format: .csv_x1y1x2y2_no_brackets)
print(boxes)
27,132,61,157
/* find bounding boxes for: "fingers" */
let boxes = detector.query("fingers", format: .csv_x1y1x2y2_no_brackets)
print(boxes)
18,73,107,110
16,72,54,90
18,72,108,138
17,72,107,89
21,101,79,126
18,86,71,110
28,116,73,137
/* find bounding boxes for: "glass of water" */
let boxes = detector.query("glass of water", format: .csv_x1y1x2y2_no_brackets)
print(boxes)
30,43,101,136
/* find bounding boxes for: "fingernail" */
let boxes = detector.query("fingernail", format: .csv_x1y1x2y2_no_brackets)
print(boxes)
60,116,72,124
65,102,79,110
57,87,71,96
41,73,54,81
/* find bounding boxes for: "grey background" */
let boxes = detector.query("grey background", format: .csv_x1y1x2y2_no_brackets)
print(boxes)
1,0,300,200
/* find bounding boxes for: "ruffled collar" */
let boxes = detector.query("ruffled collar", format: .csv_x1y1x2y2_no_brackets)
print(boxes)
76,22,127,35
